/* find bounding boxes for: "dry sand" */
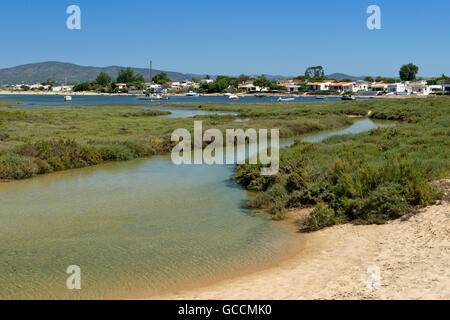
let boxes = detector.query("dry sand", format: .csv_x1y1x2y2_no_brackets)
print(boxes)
152,180,449,300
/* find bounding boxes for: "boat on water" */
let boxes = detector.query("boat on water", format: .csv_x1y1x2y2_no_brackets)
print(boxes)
137,93,169,101
64,95,72,101
185,91,200,97
315,96,325,100
229,95,240,100
341,95,356,101
277,97,295,102
254,94,265,98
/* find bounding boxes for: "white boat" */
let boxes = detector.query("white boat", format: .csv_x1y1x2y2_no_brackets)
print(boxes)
315,96,325,100
277,97,295,102
341,95,356,101
64,95,72,101
137,93,169,100
229,95,240,100
185,91,199,97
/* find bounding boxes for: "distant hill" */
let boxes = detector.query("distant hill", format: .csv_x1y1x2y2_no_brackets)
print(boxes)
0,61,382,85
0,61,209,85
325,73,365,81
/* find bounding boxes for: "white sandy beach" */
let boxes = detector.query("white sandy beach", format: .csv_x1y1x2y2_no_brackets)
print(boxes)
152,180,450,300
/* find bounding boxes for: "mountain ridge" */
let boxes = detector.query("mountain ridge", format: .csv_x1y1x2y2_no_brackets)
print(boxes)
0,61,369,84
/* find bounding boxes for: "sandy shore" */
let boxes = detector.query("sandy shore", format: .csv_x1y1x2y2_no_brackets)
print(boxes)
151,180,449,300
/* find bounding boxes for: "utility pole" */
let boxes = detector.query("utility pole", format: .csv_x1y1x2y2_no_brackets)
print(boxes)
149,60,152,83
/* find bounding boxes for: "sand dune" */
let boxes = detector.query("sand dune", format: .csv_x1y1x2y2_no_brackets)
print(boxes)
153,180,449,300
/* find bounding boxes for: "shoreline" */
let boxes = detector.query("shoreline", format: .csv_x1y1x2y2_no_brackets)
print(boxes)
0,90,429,98
149,180,450,300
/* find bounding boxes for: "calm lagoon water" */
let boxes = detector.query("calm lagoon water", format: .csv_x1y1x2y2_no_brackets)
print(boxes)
0,115,389,299
0,94,375,108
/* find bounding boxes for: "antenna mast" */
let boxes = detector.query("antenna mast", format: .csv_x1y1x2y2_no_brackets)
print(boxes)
149,60,152,83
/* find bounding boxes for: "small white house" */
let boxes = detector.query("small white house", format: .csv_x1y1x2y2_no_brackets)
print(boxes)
329,82,357,93
370,82,388,92
115,83,127,90
443,82,450,93
201,79,214,84
143,82,162,91
387,83,407,94
307,81,333,91
408,83,441,95
285,84,300,92
354,80,369,92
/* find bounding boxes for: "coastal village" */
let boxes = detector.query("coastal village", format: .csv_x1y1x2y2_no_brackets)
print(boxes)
2,64,450,97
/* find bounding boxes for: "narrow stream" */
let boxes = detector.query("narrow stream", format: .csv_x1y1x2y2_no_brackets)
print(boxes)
0,118,390,299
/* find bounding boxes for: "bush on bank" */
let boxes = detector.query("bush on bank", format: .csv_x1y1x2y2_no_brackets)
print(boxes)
235,97,449,229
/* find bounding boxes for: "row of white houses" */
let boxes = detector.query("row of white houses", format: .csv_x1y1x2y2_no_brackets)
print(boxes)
307,79,450,95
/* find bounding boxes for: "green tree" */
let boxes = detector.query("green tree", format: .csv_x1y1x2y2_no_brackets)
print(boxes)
152,72,171,84
305,66,325,78
254,74,271,88
95,72,112,86
191,77,199,83
238,74,250,83
73,82,91,92
364,76,374,82
117,67,137,84
399,63,419,81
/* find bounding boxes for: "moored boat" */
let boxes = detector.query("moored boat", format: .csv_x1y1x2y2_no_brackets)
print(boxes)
64,95,72,101
277,97,295,102
341,95,356,101
137,93,169,100
229,95,240,100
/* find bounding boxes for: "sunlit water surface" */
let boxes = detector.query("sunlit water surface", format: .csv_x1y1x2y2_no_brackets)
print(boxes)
0,119,389,299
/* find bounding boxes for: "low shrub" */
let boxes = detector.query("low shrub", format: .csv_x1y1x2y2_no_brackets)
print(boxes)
98,143,136,161
0,154,39,179
306,202,342,231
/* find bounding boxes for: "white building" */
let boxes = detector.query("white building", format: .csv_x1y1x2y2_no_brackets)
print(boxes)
442,82,450,93
143,82,162,91
387,83,407,94
115,83,127,90
408,83,441,95
285,84,300,92
329,82,357,93
354,80,369,91
307,81,334,91
369,82,388,92
201,79,214,84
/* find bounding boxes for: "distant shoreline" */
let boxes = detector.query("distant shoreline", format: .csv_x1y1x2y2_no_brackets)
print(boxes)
0,90,427,99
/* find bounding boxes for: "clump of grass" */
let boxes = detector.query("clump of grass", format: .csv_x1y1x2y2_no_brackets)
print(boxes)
0,154,38,180
306,202,342,231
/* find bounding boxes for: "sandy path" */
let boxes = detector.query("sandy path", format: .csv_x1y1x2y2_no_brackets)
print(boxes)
152,181,449,300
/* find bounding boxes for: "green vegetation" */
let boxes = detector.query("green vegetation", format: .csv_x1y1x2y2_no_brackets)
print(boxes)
1,98,449,231
0,100,364,180
72,67,147,93
152,72,172,84
399,63,419,81
234,97,450,228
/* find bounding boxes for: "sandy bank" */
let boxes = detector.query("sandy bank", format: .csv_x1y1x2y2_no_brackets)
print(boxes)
151,180,449,300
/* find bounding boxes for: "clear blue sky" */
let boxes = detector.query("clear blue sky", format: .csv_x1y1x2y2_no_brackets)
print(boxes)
1,0,449,77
